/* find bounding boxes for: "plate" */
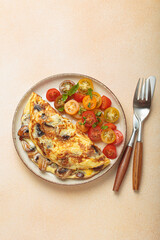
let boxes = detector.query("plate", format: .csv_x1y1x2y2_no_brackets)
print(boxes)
12,73,127,185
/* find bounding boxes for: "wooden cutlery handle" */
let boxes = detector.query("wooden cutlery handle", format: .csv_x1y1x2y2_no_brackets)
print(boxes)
133,141,143,190
113,146,132,191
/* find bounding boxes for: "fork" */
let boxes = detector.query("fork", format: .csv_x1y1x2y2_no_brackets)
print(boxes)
132,78,151,190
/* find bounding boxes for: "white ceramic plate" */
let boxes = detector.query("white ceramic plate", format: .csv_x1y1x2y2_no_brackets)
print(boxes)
12,73,127,185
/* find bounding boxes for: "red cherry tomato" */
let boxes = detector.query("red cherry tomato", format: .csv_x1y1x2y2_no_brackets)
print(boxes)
88,126,102,142
100,96,112,110
113,130,124,145
103,123,117,130
73,92,85,102
82,111,97,128
103,144,117,159
46,88,60,102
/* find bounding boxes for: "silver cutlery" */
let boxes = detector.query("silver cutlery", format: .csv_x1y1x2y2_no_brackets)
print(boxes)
113,76,156,191
132,78,151,190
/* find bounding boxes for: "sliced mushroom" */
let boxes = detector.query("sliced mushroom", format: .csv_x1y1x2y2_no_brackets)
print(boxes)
76,172,84,178
36,124,45,137
43,122,55,135
37,155,48,171
91,145,101,155
62,135,70,140
21,140,35,152
55,168,72,179
18,126,29,140
34,104,42,111
93,165,104,171
41,113,47,120
28,151,38,159
32,153,40,162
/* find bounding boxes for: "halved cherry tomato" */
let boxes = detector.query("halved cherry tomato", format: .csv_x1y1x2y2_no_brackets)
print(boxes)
101,128,116,144
64,100,79,115
88,126,102,142
72,103,86,119
73,92,85,102
78,78,93,93
54,95,65,110
93,109,105,126
104,107,119,123
113,130,123,145
46,88,60,102
103,122,117,130
103,144,117,159
100,96,112,110
82,111,97,128
59,80,75,94
76,120,89,133
82,95,97,110
92,92,102,108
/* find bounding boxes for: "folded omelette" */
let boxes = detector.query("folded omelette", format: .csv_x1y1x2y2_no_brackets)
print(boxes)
18,92,110,179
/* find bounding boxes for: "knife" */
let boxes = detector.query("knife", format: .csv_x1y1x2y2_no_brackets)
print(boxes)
113,76,156,191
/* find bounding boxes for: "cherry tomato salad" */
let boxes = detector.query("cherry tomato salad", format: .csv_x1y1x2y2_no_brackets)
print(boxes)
46,78,124,160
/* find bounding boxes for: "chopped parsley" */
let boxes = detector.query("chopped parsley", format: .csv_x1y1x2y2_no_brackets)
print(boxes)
92,122,98,128
83,116,86,125
97,117,101,122
87,88,93,99
78,106,86,115
101,125,108,130
58,106,64,112
88,102,91,108
95,111,102,117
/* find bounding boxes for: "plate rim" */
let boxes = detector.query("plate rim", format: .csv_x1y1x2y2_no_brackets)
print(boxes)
12,73,127,186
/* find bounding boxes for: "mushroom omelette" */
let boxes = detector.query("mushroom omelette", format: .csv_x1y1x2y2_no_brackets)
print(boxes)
18,92,110,179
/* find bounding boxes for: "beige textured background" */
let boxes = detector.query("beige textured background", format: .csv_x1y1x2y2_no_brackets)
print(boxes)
0,1,160,240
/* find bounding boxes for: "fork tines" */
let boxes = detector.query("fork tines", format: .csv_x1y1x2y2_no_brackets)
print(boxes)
133,78,151,107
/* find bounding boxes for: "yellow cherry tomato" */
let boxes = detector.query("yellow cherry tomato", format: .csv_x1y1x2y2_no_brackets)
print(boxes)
76,120,89,133
104,107,120,123
82,95,97,110
92,92,102,108
78,78,93,93
64,100,79,115
101,128,116,144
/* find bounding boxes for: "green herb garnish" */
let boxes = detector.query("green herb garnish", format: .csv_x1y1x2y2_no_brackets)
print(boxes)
88,102,91,108
78,106,86,115
68,83,79,96
62,83,79,102
95,111,102,117
97,117,101,122
92,122,98,128
83,116,86,125
101,125,108,130
58,106,64,112
62,94,68,102
87,88,93,99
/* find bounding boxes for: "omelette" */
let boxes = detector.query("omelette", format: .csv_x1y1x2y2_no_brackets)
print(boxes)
18,92,110,179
